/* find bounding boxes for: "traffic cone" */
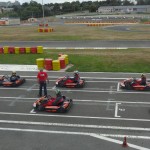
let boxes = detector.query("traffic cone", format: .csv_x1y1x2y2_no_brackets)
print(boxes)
122,136,128,147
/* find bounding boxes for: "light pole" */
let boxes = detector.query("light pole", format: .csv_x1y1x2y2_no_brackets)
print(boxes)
42,0,45,23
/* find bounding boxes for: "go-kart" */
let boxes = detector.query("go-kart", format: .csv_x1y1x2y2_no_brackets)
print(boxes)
33,95,73,113
120,77,150,91
0,74,25,87
55,75,85,88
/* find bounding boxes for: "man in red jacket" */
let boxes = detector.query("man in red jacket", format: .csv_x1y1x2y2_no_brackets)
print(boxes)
37,69,49,97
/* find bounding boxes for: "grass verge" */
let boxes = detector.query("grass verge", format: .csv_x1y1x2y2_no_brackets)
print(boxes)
0,48,150,73
0,24,150,41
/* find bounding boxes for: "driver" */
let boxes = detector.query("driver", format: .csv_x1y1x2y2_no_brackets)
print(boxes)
141,73,146,85
10,71,20,82
73,70,80,83
52,88,63,106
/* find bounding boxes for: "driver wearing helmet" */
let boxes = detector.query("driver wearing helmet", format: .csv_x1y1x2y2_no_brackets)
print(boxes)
52,88,63,106
141,73,146,85
73,70,80,83
10,71,20,82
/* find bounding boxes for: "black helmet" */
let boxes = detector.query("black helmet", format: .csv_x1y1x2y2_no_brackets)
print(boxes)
141,73,145,77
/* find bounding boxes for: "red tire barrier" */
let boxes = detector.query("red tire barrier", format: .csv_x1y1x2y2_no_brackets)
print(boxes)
44,58,53,70
59,58,66,69
44,28,49,32
8,46,15,54
39,28,43,32
19,47,26,54
30,47,37,54
0,47,3,54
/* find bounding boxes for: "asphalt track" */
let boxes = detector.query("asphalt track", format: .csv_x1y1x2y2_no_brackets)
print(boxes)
103,24,150,33
0,40,150,48
0,70,150,150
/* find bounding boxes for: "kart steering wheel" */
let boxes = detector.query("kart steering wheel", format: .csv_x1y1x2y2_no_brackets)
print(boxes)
65,75,69,78
132,77,136,81
3,74,9,80
47,95,52,99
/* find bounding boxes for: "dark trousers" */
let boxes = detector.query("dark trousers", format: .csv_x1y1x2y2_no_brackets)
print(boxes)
39,81,47,97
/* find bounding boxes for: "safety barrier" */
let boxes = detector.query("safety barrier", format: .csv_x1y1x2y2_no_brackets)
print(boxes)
143,22,150,24
0,46,43,54
38,24,54,32
65,21,138,27
36,54,69,71
38,28,54,32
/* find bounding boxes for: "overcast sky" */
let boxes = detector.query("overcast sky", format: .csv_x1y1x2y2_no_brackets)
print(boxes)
0,0,136,4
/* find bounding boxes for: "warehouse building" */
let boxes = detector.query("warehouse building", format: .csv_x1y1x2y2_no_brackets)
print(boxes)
97,5,150,14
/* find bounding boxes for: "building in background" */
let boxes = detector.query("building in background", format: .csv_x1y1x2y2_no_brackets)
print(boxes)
97,5,150,14
0,1,20,7
0,18,20,25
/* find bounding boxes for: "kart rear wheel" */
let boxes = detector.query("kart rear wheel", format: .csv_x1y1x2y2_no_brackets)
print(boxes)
125,82,132,90
59,107,65,113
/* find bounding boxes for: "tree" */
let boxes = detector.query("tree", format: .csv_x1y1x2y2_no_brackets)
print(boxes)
136,0,146,5
105,0,122,6
122,0,134,5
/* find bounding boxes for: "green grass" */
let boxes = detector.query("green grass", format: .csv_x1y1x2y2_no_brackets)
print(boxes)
1,48,150,73
0,24,150,41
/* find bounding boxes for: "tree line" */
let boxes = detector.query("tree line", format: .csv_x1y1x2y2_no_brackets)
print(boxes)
0,0,150,20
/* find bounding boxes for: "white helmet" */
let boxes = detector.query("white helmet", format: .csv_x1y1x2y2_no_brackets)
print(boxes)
74,70,79,75
12,71,16,75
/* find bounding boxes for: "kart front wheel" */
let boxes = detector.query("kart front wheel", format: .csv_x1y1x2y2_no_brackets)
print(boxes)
38,105,45,111
58,81,64,87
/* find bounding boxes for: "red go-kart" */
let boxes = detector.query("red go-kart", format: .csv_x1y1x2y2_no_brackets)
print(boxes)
55,75,85,88
120,77,150,91
0,74,25,87
33,95,73,113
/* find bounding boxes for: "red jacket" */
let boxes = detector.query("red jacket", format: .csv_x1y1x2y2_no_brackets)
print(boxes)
37,71,48,82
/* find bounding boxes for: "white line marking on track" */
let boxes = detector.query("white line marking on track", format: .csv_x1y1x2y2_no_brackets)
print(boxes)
30,109,36,113
8,95,25,106
117,82,120,91
0,120,150,131
1,87,150,94
92,133,150,150
6,75,143,80
115,103,121,117
27,79,118,83
106,99,114,111
1,97,150,105
27,84,37,92
0,111,150,122
0,127,149,150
